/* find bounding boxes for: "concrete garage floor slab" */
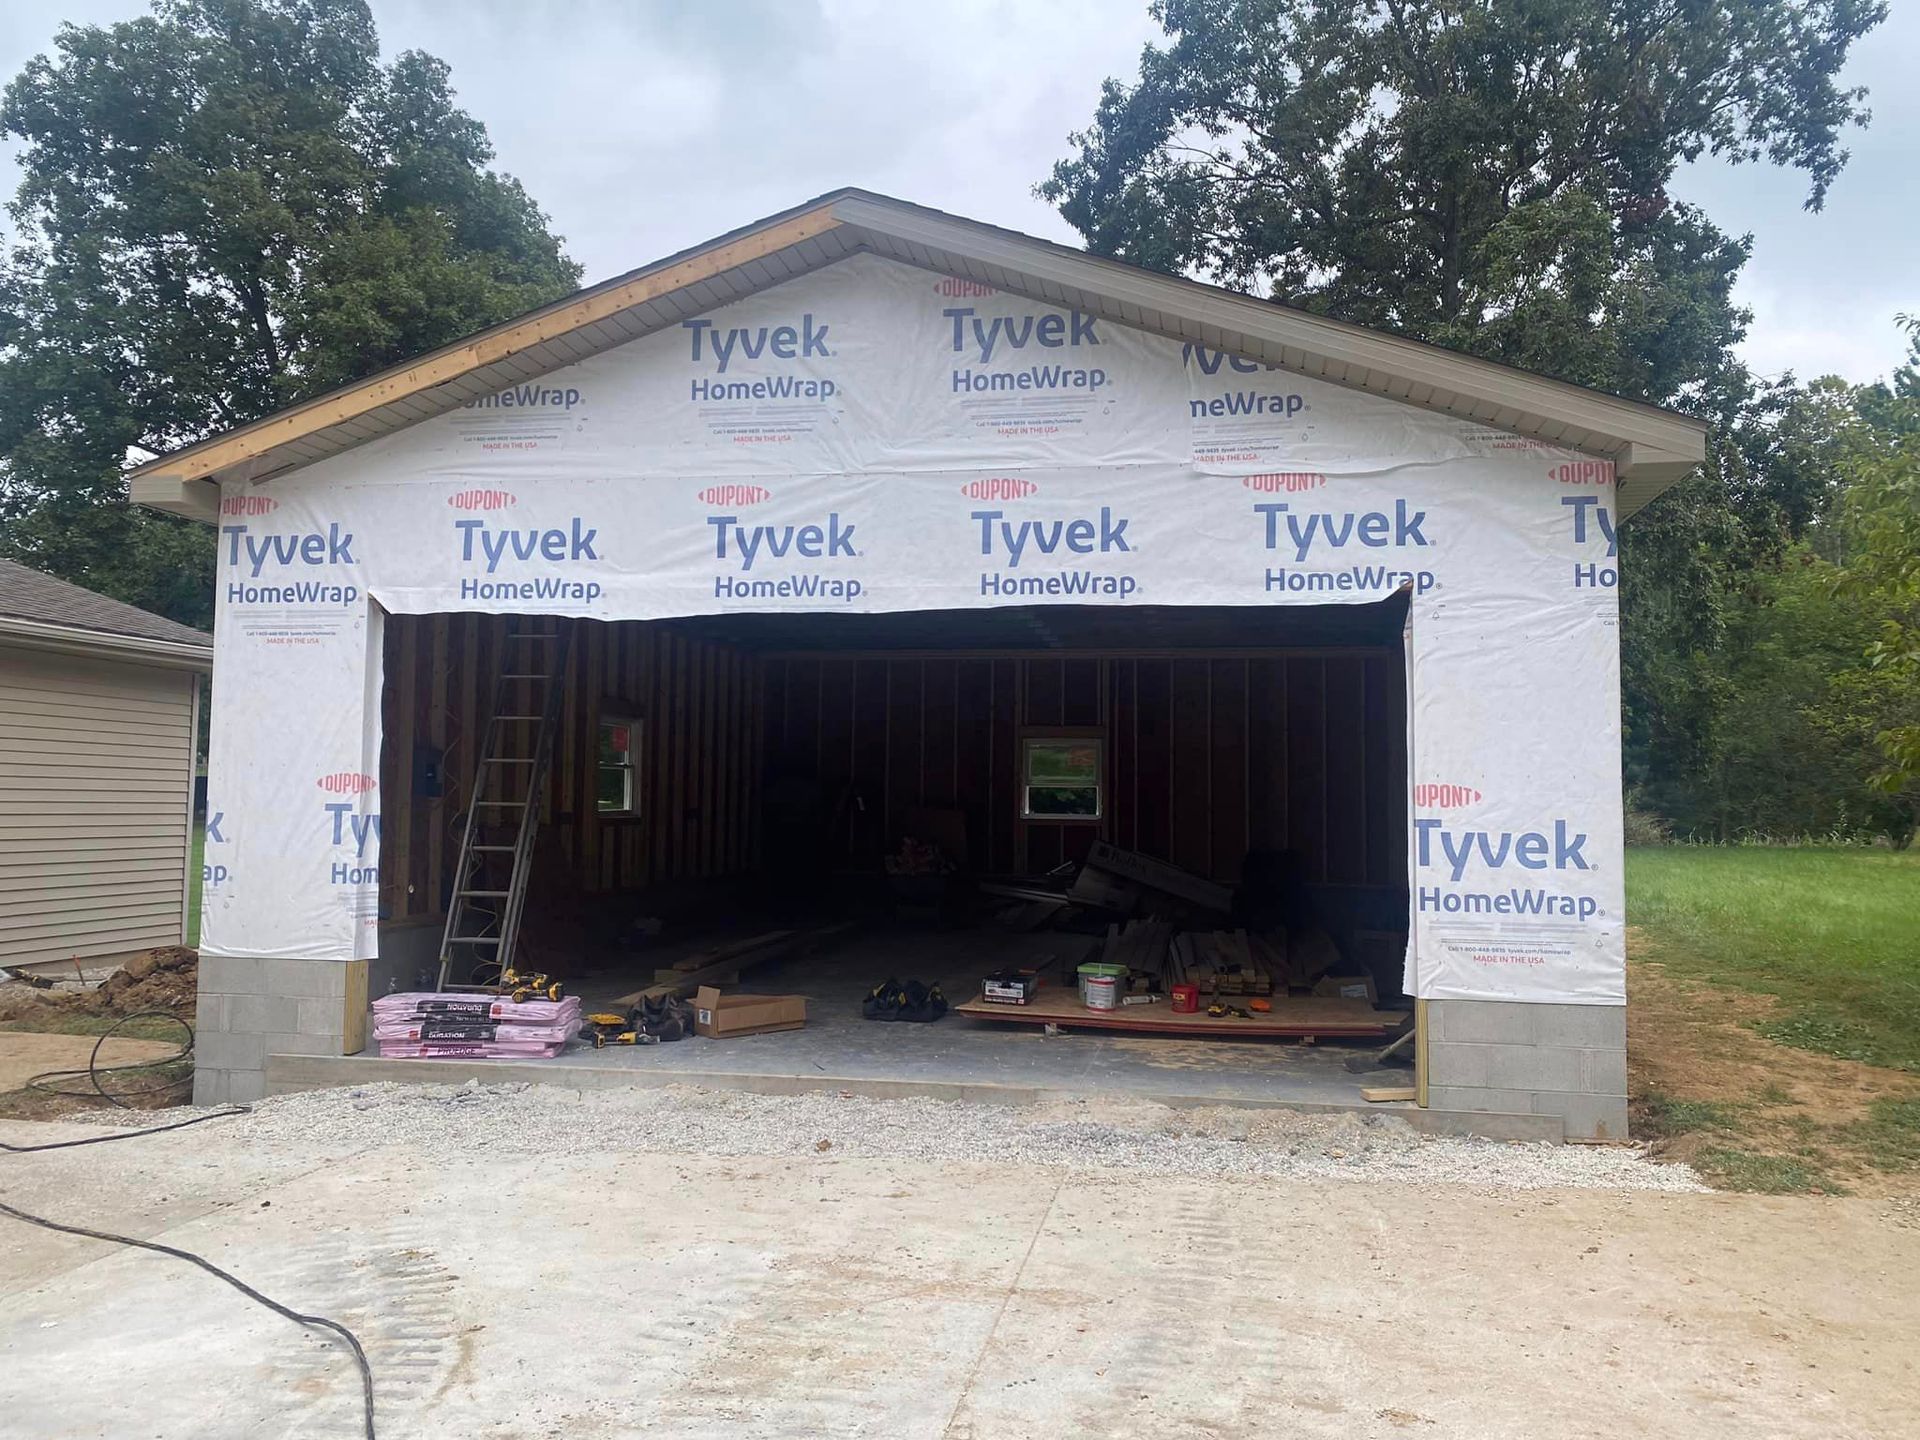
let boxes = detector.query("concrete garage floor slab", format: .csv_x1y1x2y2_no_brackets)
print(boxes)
571,929,1404,1101
279,927,1512,1133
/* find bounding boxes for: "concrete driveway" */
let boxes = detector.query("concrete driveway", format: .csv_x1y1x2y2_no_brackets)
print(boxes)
0,1087,1914,1439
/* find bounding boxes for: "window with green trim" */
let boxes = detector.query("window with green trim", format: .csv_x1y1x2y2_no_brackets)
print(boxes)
1020,735,1103,820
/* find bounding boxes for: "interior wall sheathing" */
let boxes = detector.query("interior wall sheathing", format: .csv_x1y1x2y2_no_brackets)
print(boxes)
378,615,760,920
762,650,1405,888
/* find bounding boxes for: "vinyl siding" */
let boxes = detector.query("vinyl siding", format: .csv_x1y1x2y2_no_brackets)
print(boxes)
0,644,197,966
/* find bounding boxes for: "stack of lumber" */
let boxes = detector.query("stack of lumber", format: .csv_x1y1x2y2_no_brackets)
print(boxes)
1098,918,1177,988
612,922,855,1008
1165,929,1277,996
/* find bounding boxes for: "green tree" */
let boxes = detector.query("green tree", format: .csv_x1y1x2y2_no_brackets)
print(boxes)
1692,544,1916,845
0,0,583,627
1044,0,1881,400
1832,318,1920,792
1042,0,1886,827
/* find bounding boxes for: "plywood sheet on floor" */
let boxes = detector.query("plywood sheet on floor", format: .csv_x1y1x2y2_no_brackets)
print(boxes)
956,989,1402,1038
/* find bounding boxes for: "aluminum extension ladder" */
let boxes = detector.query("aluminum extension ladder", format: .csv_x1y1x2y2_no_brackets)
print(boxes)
435,617,574,991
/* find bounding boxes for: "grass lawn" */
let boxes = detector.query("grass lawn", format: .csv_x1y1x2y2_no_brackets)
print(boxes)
1627,846,1920,1071
1628,845,1920,1193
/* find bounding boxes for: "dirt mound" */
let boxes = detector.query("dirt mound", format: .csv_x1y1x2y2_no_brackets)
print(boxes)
0,947,198,1024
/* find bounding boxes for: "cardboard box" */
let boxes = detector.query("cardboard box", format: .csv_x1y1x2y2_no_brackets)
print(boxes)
693,986,807,1039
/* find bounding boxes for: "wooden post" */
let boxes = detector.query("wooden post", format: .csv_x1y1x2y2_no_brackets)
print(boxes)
342,959,370,1055
1414,997,1430,1108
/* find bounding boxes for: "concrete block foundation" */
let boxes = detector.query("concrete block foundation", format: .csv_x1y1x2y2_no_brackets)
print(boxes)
194,955,363,1105
1425,999,1628,1142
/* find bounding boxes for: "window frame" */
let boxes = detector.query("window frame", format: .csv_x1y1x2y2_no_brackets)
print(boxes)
595,712,643,820
1017,728,1107,824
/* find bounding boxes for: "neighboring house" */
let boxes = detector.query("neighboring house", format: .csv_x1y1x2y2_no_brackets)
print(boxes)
0,559,212,972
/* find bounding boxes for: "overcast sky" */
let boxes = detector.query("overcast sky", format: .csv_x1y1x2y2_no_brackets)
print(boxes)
3,0,1913,384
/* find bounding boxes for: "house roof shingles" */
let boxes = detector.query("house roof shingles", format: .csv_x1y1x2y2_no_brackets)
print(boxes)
0,559,212,650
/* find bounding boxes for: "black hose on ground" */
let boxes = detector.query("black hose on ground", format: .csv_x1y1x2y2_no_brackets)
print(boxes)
0,1197,376,1440
24,1009,196,1107
0,1018,378,1438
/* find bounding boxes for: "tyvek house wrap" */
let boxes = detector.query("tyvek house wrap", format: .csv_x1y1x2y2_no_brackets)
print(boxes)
201,254,1626,1006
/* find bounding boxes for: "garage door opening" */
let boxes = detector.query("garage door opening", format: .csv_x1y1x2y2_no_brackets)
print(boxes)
372,595,1414,1102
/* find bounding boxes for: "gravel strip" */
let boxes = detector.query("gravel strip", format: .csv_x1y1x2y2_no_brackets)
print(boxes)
195,1081,1703,1192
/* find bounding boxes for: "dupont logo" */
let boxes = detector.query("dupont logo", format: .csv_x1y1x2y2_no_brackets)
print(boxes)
698,484,772,507
959,477,1038,502
1414,782,1481,809
317,772,378,795
448,489,516,512
1242,473,1326,494
219,494,276,516
934,277,994,298
1550,459,1614,486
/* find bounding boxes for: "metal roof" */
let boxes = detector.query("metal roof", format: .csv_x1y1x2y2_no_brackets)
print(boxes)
129,188,1707,523
0,558,212,662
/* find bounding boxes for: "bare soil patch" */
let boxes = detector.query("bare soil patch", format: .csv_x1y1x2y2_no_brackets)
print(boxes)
1629,931,1920,1195
0,947,198,1117
0,946,197,1026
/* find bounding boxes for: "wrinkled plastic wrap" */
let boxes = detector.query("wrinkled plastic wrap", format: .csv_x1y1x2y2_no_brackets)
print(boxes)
201,256,1625,1004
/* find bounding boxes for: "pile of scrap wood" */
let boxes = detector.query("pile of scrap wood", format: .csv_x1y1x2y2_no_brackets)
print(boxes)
978,843,1385,1005
980,842,1233,934
1169,930,1275,996
1099,918,1178,993
982,889,1079,932
1069,841,1232,919
1092,925,1291,996
1091,921,1375,1002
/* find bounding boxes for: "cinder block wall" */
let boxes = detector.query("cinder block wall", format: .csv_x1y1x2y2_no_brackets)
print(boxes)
1424,999,1628,1141
194,956,358,1104
194,927,439,1103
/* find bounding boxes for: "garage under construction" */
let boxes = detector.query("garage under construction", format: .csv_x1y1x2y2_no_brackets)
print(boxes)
130,190,1707,1139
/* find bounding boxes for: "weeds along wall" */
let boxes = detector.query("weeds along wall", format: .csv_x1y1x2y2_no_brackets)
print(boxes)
202,253,1626,1005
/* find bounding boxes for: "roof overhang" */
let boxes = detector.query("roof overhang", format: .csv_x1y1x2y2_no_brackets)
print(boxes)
1,615,213,672
129,189,1706,525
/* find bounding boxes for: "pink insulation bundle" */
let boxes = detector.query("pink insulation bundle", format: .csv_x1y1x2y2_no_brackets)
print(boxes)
376,1041,568,1059
371,992,581,1059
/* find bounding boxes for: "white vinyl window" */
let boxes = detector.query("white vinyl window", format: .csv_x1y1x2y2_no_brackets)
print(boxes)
1020,734,1104,821
597,716,641,817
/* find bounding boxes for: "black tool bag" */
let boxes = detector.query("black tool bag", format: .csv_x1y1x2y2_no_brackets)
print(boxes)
632,995,695,1042
863,977,947,1023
